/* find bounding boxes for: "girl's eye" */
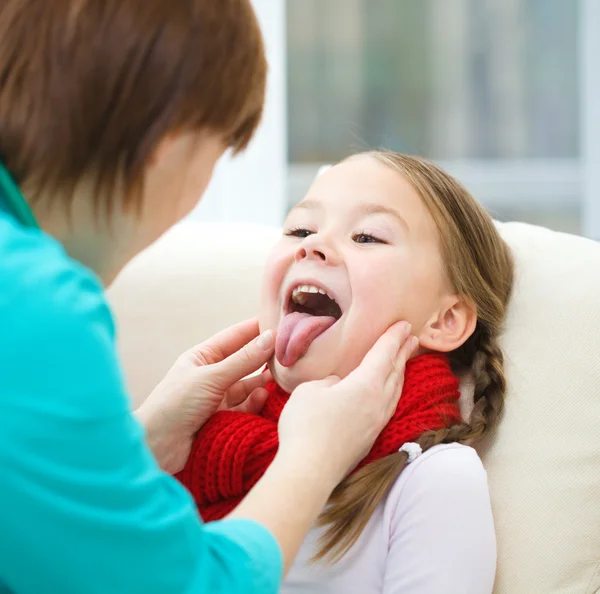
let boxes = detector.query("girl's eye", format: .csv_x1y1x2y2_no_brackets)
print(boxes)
285,227,313,239
353,233,385,244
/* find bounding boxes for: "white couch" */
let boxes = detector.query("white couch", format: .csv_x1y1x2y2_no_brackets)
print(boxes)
108,220,600,594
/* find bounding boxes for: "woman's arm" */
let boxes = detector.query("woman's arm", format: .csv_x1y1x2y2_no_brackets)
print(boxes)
230,327,419,576
1,260,282,593
1,243,415,591
228,454,336,575
382,445,497,594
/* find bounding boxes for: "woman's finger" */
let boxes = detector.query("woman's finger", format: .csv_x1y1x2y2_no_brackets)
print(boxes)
209,329,275,391
316,375,340,388
230,387,270,414
189,318,260,365
382,335,419,412
342,321,413,391
224,369,272,408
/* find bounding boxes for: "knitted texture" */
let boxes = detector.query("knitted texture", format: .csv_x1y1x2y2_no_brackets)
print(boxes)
175,353,461,521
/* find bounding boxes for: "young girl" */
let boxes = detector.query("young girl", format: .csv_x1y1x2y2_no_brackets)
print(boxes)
177,151,514,593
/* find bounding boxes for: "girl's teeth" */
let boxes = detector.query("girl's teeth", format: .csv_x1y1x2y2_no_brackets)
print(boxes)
292,291,307,304
291,284,330,300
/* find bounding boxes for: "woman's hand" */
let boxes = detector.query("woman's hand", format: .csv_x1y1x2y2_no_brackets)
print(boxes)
277,321,418,486
136,319,275,473
230,321,418,575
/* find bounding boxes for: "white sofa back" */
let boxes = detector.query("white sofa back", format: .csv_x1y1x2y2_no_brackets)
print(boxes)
108,220,600,594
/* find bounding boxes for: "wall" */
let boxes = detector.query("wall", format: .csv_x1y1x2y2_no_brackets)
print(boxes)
189,0,287,227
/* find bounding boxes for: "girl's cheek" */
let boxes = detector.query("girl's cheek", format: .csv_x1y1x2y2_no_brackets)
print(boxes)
262,248,295,306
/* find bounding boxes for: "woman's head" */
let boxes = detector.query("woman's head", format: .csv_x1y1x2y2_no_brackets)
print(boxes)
0,0,266,276
260,152,513,397
260,151,514,561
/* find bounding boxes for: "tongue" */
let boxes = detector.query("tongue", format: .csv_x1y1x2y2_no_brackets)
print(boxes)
275,312,336,367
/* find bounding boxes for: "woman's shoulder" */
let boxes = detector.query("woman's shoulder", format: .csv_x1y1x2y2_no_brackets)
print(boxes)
0,217,121,416
0,217,111,336
384,443,491,520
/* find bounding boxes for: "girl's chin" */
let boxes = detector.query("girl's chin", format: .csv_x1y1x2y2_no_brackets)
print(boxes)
270,357,330,394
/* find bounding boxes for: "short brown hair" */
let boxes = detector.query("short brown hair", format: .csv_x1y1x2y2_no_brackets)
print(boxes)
0,0,266,210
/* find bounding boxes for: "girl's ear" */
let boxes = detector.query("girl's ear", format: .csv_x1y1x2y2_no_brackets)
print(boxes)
418,295,477,352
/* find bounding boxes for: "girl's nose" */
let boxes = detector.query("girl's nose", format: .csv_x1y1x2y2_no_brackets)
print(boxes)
294,235,338,264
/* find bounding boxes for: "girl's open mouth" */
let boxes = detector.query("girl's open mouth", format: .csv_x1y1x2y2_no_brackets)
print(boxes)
276,283,343,367
287,284,343,319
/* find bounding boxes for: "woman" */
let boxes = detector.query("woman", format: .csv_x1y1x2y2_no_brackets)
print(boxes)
0,1,416,593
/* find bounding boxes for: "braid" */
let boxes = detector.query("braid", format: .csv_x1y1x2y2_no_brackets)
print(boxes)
468,326,506,440
416,326,507,455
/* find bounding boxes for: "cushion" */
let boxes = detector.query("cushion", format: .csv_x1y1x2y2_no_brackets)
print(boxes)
108,220,600,593
479,221,600,593
108,221,280,408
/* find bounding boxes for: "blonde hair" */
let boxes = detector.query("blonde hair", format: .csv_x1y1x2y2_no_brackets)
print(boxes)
314,151,515,563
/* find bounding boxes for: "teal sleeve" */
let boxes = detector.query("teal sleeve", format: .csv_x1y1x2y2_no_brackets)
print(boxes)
0,225,283,594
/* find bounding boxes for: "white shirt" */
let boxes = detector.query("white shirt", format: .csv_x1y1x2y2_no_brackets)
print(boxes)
282,444,496,594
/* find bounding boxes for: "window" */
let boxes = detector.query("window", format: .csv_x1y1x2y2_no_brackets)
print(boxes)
287,0,582,233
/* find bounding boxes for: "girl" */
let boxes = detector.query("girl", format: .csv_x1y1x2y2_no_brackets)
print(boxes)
177,151,514,593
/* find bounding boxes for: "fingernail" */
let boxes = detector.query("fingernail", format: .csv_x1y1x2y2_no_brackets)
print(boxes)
411,336,419,350
257,330,274,351
400,321,411,335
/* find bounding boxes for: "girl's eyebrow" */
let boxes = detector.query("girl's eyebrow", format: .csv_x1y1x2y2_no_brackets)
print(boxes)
289,198,322,214
356,202,410,232
290,199,409,232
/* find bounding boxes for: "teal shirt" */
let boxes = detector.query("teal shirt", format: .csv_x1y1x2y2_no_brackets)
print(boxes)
0,179,282,593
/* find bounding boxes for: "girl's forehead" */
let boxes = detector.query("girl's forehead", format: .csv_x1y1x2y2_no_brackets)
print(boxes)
311,157,410,196
303,160,420,214
291,160,441,243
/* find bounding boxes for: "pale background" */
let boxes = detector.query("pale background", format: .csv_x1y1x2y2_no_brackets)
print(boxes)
190,0,600,239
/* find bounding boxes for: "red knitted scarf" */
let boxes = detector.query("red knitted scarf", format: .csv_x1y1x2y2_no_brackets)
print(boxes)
175,353,461,522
